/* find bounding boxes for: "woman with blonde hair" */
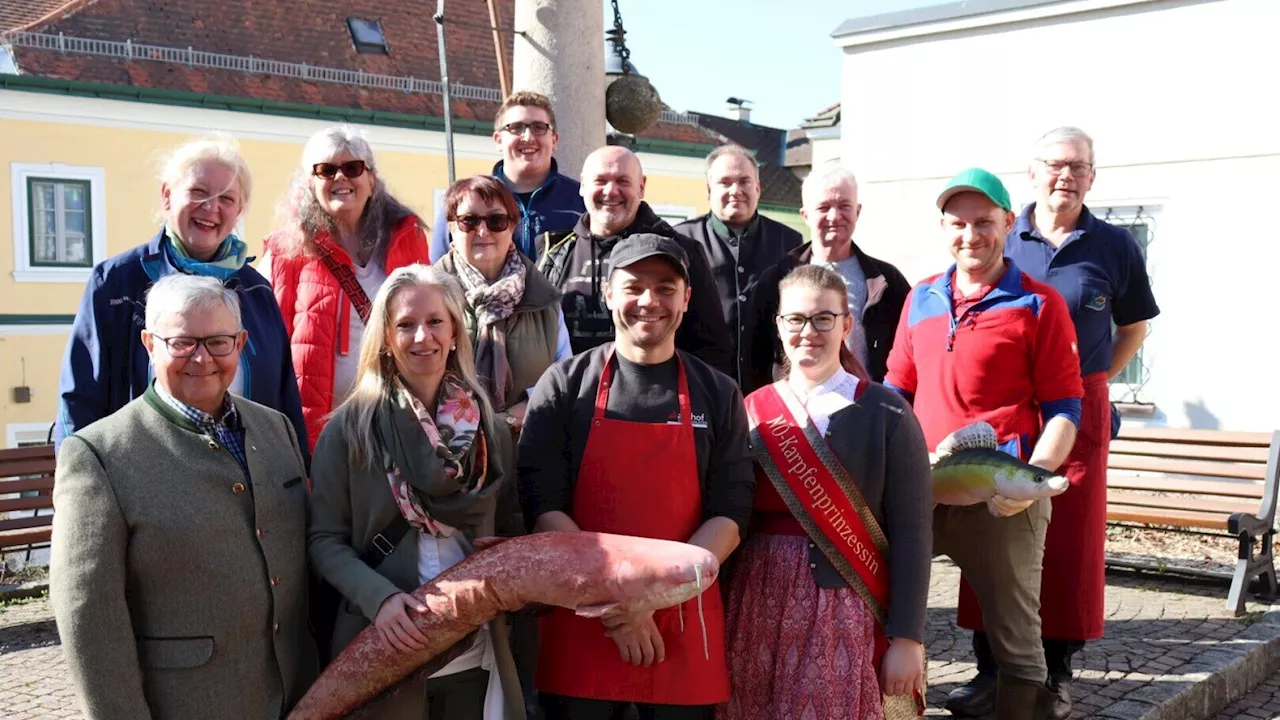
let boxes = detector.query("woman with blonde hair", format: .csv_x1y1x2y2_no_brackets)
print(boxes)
262,124,430,452
54,134,306,452
308,264,525,719
721,264,931,720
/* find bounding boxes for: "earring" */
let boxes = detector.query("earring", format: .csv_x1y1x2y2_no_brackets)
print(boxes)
451,344,457,351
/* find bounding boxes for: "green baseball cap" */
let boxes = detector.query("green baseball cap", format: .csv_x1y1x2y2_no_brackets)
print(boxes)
937,168,1012,213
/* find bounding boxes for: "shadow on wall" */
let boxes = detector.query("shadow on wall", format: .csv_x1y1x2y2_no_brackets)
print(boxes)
1184,399,1221,430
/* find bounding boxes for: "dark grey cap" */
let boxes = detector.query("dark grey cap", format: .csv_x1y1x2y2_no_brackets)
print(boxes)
606,233,691,283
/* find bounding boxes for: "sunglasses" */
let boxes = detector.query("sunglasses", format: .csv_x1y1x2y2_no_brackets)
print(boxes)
311,160,368,180
453,213,514,233
500,121,553,137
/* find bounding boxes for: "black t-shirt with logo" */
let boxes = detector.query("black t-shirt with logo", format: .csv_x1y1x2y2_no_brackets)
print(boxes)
517,343,755,533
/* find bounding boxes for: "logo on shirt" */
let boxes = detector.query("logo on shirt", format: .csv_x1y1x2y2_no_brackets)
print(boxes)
668,411,709,429
1085,294,1108,312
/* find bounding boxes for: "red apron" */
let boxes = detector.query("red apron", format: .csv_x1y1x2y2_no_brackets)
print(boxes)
535,351,730,705
956,371,1110,640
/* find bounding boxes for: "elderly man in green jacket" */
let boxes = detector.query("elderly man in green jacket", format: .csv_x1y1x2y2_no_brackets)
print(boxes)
51,273,317,719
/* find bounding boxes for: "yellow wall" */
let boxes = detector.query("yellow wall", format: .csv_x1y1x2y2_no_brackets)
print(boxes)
0,114,712,436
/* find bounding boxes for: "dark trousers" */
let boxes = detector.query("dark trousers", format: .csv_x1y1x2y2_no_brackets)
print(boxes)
424,667,490,720
539,694,713,720
973,630,1085,684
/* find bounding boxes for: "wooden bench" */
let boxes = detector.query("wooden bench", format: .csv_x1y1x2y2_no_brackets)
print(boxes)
0,444,57,554
1106,427,1280,615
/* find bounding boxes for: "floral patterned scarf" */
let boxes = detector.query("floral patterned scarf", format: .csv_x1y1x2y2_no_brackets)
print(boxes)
452,247,526,408
384,373,491,538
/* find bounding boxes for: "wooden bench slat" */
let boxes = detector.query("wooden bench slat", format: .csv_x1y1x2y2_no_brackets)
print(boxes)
0,496,55,513
1107,474,1264,498
1108,454,1267,480
0,514,53,532
1109,440,1270,463
1106,504,1230,530
0,459,56,478
0,527,53,548
1116,427,1274,446
1107,490,1258,516
0,445,56,461
0,477,55,494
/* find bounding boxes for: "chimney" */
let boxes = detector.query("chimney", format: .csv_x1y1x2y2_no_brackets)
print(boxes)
726,97,752,123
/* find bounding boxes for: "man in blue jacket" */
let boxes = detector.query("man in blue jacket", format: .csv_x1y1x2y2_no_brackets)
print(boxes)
428,91,585,263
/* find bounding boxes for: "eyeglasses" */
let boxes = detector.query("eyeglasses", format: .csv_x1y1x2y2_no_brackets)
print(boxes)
500,121,553,137
151,334,240,358
312,160,368,180
777,312,848,333
453,213,514,233
1037,159,1093,178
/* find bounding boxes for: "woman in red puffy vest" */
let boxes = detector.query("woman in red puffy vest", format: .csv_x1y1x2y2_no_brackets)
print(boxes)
262,125,430,452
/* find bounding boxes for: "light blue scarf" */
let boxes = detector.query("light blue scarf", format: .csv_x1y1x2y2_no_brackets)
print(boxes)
163,227,252,282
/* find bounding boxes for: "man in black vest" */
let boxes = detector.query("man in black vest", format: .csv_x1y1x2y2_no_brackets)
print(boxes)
675,144,803,389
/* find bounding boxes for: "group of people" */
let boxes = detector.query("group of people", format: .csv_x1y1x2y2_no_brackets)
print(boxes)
46,87,1158,720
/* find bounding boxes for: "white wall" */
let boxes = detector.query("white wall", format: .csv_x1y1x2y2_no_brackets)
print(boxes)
835,0,1280,431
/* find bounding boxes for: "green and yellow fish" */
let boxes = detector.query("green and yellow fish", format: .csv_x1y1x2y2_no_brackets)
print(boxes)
931,422,1068,506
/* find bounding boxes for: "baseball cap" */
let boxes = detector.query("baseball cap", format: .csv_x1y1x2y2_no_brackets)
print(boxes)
937,168,1012,213
606,233,691,284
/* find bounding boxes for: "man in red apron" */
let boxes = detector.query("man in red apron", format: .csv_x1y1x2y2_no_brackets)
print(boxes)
517,233,755,720
946,128,1161,718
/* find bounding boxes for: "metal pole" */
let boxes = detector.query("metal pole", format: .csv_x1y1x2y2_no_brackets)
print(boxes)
434,0,456,185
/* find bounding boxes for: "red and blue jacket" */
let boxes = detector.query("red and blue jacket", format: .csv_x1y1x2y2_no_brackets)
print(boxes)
884,260,1083,460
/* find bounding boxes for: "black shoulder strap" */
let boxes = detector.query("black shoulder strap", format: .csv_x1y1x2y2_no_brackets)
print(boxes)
358,514,412,569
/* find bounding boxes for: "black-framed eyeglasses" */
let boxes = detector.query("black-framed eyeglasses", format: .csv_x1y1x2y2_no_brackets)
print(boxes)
500,121,553,137
777,312,848,333
312,160,368,180
151,334,240,358
1036,159,1093,178
452,213,514,233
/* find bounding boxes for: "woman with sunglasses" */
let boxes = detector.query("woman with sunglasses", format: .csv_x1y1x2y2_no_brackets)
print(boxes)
54,135,307,457
262,125,430,452
434,176,571,436
720,264,931,720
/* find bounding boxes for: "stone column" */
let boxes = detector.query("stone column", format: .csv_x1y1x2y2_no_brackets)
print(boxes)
512,0,605,179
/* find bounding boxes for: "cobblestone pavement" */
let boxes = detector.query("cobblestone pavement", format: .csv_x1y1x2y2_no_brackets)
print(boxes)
1,559,1274,719
1213,672,1280,719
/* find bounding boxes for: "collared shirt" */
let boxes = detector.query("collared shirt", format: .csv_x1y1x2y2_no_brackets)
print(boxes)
154,383,250,477
787,367,860,437
814,253,871,372
1005,204,1160,376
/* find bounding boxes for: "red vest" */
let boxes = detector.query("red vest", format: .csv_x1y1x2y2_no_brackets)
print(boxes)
266,215,429,451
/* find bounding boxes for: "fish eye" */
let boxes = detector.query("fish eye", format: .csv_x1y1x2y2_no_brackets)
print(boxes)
1034,475,1045,483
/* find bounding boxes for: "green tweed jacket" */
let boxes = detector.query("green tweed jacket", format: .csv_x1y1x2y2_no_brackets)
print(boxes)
50,387,318,719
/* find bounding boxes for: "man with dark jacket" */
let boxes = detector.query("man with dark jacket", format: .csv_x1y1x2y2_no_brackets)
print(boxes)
537,146,735,378
428,91,584,263
749,165,910,392
675,144,803,389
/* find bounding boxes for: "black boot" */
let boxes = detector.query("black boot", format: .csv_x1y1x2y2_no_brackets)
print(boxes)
945,672,998,716
1043,638,1084,720
995,676,1057,720
1048,679,1072,720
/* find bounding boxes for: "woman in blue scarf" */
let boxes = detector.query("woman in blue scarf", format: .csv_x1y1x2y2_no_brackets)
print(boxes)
54,135,307,457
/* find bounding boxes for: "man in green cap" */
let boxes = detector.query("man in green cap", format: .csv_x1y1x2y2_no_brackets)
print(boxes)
884,168,1084,718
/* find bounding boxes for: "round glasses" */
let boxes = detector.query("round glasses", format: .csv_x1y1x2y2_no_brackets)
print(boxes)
777,312,848,333
312,160,368,180
453,213,514,233
152,334,240,358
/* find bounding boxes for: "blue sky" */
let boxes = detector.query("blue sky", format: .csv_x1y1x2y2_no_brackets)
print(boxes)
613,0,943,129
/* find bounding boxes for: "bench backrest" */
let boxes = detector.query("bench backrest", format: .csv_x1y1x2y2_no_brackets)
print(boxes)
0,444,57,548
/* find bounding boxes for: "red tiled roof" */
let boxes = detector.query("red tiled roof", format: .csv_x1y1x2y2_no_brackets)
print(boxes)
0,0,90,34
10,0,716,145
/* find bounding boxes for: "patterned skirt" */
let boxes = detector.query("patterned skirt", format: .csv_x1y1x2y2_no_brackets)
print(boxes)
718,533,884,720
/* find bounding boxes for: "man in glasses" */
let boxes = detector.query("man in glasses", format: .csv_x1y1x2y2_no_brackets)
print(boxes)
538,146,735,378
946,128,1160,719
748,164,911,392
428,91,585,262
884,168,1084,719
674,144,803,391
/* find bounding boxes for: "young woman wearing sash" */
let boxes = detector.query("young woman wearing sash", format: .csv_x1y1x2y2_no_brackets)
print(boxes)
720,265,932,720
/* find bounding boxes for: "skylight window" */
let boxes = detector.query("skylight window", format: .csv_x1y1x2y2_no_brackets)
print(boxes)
347,18,388,55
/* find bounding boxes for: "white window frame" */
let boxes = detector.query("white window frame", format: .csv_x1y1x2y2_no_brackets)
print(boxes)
649,203,698,225
5,422,53,449
1095,203,1160,405
11,162,107,284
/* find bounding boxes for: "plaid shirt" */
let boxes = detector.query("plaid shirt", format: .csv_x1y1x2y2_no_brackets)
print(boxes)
154,385,250,478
